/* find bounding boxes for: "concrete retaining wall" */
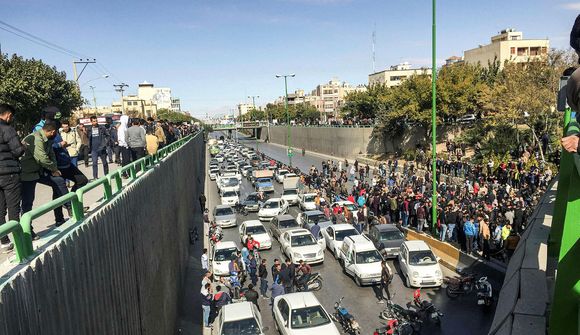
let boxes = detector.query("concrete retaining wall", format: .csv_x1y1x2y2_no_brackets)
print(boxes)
0,134,205,335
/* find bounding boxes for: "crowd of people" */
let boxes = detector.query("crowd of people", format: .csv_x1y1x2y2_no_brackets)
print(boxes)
0,103,197,251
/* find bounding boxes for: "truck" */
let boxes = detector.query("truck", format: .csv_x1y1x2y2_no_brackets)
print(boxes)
281,176,300,205
252,170,275,193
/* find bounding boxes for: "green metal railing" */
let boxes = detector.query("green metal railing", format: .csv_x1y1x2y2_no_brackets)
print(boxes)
548,109,580,335
0,132,198,263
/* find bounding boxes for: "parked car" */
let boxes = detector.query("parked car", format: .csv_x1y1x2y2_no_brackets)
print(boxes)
209,167,220,181
239,220,272,250
214,205,237,228
321,224,360,259
218,176,240,194
279,228,324,265
297,210,332,232
258,198,289,221
221,190,239,206
270,214,300,240
211,241,239,277
212,301,267,335
367,224,406,258
298,193,317,211
338,235,384,286
398,240,443,288
281,188,300,205
273,292,340,335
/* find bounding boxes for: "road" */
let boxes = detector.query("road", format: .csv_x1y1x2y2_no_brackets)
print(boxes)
206,132,498,335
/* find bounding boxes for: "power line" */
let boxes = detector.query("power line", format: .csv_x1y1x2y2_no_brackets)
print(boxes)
0,26,78,58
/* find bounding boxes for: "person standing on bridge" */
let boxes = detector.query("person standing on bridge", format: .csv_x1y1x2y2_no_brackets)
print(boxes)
126,118,146,162
0,104,26,251
87,116,110,180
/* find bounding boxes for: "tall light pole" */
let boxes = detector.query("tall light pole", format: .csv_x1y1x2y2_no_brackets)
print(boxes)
89,85,97,113
248,95,260,151
276,74,295,167
114,83,129,114
430,0,438,235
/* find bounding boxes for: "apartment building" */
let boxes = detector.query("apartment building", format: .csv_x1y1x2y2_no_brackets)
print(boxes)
368,62,432,87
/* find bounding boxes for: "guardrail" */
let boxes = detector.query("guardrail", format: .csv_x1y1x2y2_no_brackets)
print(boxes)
1,132,198,263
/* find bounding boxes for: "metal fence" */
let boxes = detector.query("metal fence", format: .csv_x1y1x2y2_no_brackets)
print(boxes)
0,133,197,263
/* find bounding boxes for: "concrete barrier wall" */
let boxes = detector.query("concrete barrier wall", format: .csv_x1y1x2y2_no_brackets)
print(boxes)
0,134,205,335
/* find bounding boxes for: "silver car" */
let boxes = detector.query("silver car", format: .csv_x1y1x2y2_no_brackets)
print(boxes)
213,205,237,228
270,214,300,240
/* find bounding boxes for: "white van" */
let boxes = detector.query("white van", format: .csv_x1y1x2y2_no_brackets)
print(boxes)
339,235,385,286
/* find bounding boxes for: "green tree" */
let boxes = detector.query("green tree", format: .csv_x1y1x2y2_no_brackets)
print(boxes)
157,108,195,122
0,53,83,131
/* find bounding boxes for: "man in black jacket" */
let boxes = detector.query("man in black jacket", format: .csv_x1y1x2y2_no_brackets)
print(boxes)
0,104,26,251
87,116,110,180
245,284,260,311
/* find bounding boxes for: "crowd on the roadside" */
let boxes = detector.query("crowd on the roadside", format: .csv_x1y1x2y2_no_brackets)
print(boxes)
0,103,197,252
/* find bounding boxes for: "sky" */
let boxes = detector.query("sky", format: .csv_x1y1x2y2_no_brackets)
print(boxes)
1,0,578,118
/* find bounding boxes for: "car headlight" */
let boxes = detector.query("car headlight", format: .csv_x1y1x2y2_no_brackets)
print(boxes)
435,270,442,277
293,252,302,259
317,250,323,256
413,271,420,278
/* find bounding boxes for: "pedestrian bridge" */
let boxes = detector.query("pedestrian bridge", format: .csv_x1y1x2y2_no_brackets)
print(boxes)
0,132,205,335
210,121,268,131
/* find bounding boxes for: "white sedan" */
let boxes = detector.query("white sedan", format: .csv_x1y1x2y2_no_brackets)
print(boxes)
321,224,360,259
220,190,239,206
273,292,340,335
398,240,443,288
239,220,272,250
212,301,267,335
275,169,289,183
281,188,300,205
211,241,239,277
258,198,289,221
298,193,317,211
279,228,324,265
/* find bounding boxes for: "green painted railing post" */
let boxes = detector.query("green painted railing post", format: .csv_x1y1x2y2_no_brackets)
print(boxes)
11,225,26,263
103,178,113,200
19,213,33,257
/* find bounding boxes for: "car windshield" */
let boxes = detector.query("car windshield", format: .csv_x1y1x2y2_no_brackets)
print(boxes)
215,207,234,216
245,195,258,202
257,178,271,184
291,234,316,247
246,225,267,235
279,170,288,176
263,201,279,209
307,214,327,224
343,203,357,211
214,247,238,262
223,179,239,187
283,189,298,195
290,306,331,329
355,250,382,264
408,250,437,265
210,169,219,173
279,219,299,229
222,191,237,198
221,317,261,335
304,195,315,202
335,229,359,241
379,230,405,241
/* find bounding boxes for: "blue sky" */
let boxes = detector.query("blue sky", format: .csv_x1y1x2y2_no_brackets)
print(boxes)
1,0,578,117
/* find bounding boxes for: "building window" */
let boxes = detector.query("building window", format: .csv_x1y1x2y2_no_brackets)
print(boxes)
530,47,540,56
517,47,527,56
334,89,338,93
541,47,547,54
510,47,516,55
390,76,401,81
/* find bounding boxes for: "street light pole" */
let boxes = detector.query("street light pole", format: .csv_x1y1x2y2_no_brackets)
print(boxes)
114,83,129,114
276,74,295,167
89,85,97,114
431,0,438,235
248,95,260,152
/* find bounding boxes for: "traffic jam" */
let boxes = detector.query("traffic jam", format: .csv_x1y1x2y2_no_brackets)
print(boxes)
205,137,494,335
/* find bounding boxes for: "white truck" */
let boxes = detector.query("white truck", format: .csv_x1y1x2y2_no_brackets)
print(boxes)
281,176,300,205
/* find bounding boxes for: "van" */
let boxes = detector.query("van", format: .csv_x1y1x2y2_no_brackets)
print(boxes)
339,235,386,286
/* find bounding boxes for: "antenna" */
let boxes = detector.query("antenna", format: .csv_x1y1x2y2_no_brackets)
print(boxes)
372,23,376,73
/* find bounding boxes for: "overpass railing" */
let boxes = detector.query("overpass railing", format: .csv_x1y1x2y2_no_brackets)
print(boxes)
1,132,199,263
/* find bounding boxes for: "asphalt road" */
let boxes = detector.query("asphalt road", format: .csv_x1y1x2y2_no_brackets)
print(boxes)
207,132,497,335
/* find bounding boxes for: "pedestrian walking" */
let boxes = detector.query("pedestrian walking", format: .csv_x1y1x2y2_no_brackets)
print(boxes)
376,260,393,303
0,104,26,251
258,259,269,298
201,248,209,271
87,116,110,179
201,283,212,328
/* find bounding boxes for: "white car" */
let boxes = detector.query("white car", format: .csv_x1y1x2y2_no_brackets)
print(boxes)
275,169,289,183
339,235,384,286
221,190,239,206
321,224,360,259
279,228,324,265
211,241,239,277
212,301,267,335
223,167,242,182
219,176,240,194
298,193,317,211
258,198,289,222
239,220,272,250
398,240,443,288
215,155,225,163
273,292,340,335
281,188,300,205
213,205,237,228
331,201,359,216
209,167,219,181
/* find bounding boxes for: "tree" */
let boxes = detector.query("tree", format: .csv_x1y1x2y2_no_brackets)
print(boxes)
157,108,195,123
0,53,83,131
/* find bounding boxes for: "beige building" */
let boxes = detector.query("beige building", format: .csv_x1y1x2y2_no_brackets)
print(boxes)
137,81,172,110
463,29,549,67
112,95,158,118
237,103,259,118
368,62,432,87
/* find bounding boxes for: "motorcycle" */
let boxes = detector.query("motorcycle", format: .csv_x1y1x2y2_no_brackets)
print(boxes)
409,288,443,325
209,225,223,246
445,272,477,298
475,276,494,308
332,297,361,335
294,273,323,292
373,319,421,335
234,202,249,216
379,298,421,324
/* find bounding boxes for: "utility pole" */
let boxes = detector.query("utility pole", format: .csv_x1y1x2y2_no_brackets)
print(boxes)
431,0,438,235
89,85,97,114
113,83,129,114
73,59,96,83
248,95,260,151
276,74,295,167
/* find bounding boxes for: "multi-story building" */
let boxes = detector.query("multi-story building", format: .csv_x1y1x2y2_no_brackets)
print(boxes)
171,98,181,112
368,62,432,87
111,95,158,118
137,81,172,110
237,103,258,117
463,29,549,67
444,56,464,67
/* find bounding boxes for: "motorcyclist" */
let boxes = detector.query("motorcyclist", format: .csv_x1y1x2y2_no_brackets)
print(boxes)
296,260,312,291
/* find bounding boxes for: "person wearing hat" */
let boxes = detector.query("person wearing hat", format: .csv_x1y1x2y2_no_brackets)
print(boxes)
0,104,26,251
